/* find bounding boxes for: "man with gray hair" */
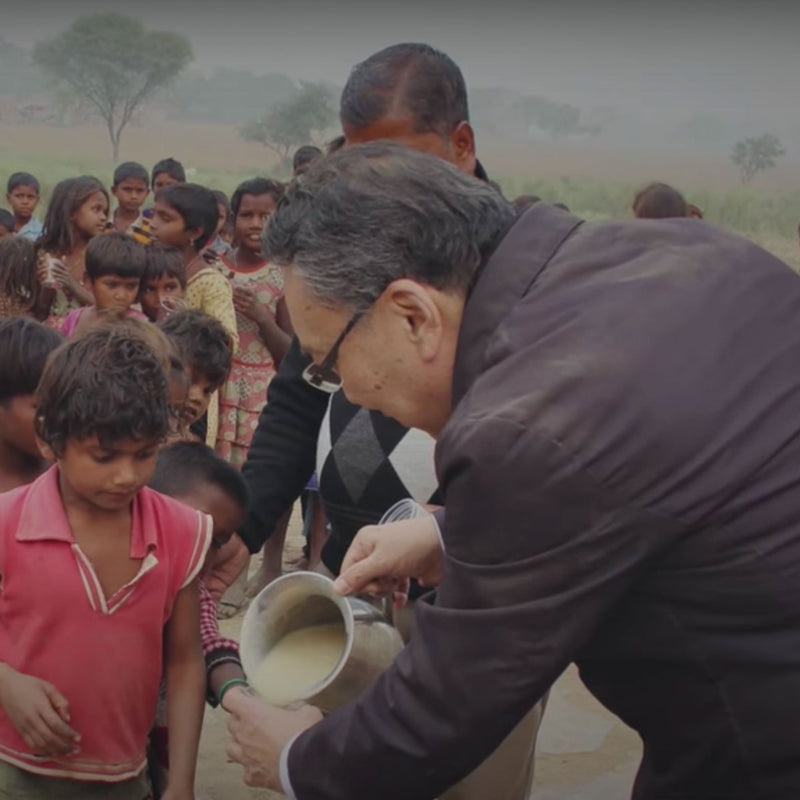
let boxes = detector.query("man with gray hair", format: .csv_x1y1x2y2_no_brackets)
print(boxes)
227,141,800,800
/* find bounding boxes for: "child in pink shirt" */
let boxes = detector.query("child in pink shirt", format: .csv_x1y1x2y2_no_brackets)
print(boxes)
0,327,211,799
60,232,148,338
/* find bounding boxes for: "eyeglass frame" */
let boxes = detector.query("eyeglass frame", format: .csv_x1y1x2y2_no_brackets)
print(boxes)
302,311,364,392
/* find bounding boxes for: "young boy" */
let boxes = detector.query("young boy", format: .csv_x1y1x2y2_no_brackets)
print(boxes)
159,309,232,441
60,232,147,337
151,158,186,195
147,441,250,796
107,162,151,243
140,244,187,323
5,173,43,242
0,327,211,799
0,318,63,492
0,210,14,241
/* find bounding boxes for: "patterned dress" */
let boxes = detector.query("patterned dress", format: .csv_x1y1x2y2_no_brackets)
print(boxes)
184,256,238,449
217,258,284,467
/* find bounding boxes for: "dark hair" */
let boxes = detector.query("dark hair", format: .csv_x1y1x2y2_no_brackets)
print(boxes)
0,236,39,307
159,308,232,388
38,176,109,256
292,145,322,175
230,178,284,218
35,326,169,454
0,209,14,230
632,183,689,219
7,172,40,195
212,190,230,216
143,243,186,289
341,43,469,137
152,157,186,186
149,441,249,513
156,183,219,251
264,141,515,314
113,161,149,188
85,232,147,281
0,317,63,404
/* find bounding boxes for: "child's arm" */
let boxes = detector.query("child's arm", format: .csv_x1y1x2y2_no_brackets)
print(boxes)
162,579,206,800
0,663,80,757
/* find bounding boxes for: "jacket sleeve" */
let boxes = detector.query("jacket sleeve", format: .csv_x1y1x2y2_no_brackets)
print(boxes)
286,414,683,800
239,336,330,553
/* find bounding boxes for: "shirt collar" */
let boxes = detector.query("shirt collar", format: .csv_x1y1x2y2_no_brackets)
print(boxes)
15,465,156,557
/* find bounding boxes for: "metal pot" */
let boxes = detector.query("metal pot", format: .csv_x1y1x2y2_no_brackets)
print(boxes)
240,571,404,713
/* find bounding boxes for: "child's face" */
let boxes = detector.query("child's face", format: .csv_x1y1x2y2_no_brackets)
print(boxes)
153,172,181,194
0,395,42,461
91,273,141,313
149,200,193,250
182,368,217,427
48,435,160,513
175,483,244,552
72,191,109,239
112,178,149,214
6,185,39,222
139,273,184,322
235,193,277,254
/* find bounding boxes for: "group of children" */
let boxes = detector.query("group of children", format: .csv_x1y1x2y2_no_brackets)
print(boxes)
0,153,308,798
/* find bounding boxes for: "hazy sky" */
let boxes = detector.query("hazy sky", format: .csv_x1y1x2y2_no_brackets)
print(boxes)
5,0,800,119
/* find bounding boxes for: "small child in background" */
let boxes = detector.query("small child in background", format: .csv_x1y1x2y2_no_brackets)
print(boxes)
151,157,186,195
59,232,147,337
0,236,40,318
160,308,233,445
210,190,233,259
219,178,292,466
0,317,63,492
140,243,187,323
36,175,110,322
147,441,250,796
0,326,210,799
5,172,43,241
0,210,14,240
108,161,151,243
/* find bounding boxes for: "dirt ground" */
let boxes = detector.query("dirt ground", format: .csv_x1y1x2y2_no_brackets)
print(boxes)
196,508,642,800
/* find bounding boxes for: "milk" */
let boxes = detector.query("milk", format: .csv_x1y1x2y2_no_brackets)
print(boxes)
251,622,346,707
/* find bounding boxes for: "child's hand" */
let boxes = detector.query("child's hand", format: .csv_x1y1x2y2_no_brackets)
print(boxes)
0,668,80,757
232,286,265,323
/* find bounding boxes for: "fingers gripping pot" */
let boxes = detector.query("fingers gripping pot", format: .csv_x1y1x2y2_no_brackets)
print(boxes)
240,571,404,713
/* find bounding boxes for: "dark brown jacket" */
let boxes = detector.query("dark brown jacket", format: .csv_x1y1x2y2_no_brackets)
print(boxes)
289,204,800,799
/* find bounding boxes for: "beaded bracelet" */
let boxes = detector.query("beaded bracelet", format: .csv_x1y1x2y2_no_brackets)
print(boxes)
218,678,249,704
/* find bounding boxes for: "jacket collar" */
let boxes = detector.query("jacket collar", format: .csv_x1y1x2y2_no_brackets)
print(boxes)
452,204,583,404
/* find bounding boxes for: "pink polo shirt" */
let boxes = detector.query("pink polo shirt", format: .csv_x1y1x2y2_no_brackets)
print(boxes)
0,467,212,782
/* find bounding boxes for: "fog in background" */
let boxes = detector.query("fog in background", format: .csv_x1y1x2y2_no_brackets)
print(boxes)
3,0,800,156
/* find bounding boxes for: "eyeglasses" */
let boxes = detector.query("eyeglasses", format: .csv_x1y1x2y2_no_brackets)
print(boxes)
302,312,363,393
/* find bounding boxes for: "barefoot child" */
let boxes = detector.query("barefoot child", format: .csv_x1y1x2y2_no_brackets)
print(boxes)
0,318,63,492
0,327,211,799
5,172,43,242
107,162,151,244
148,441,251,796
160,309,233,444
219,178,292,466
35,176,109,323
59,233,148,337
139,245,186,324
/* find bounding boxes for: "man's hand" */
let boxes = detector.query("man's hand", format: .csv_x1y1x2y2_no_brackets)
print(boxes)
0,666,80,757
333,516,443,601
204,533,250,601
226,690,322,789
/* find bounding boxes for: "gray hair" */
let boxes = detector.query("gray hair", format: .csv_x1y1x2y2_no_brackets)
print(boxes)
263,141,516,313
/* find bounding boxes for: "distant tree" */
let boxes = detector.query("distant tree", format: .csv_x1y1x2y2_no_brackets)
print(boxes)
32,13,193,160
731,134,786,184
240,82,336,163
513,95,599,140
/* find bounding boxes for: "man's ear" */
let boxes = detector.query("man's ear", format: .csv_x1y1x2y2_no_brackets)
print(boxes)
385,279,443,361
449,121,477,174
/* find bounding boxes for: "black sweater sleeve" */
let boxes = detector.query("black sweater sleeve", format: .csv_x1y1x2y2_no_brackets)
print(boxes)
239,336,329,553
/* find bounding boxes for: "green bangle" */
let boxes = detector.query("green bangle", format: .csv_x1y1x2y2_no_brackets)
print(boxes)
218,678,249,703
